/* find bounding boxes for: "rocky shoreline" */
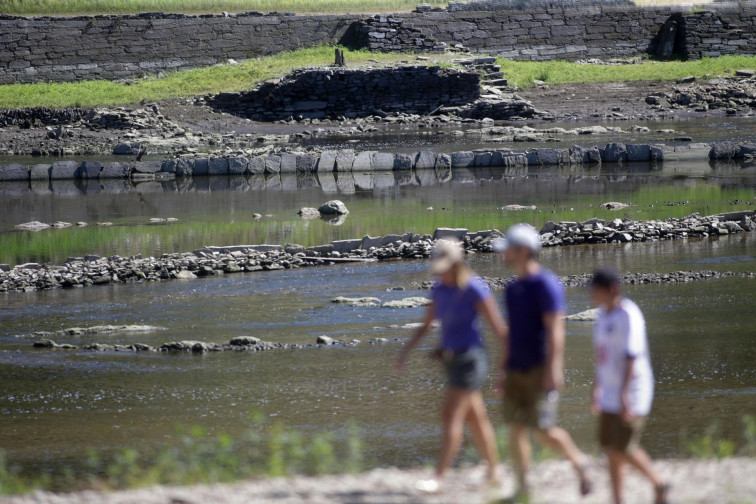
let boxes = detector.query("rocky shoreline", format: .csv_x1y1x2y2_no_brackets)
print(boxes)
2,210,754,295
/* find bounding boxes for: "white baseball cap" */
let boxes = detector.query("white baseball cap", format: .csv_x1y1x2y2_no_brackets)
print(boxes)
492,223,542,253
430,239,464,274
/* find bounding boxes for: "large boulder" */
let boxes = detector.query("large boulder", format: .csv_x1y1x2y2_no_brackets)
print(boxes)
112,142,142,155
0,164,29,181
602,143,628,163
298,207,321,219
318,200,349,215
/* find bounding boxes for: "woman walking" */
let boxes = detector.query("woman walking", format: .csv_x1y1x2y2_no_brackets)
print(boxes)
396,240,507,493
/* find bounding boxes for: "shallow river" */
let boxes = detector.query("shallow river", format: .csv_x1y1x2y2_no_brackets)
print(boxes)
1,161,755,476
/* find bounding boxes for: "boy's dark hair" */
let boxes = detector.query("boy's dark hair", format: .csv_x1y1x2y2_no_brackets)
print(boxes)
590,268,622,289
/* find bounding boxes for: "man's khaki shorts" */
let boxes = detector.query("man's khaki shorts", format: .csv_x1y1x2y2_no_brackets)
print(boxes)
503,365,553,429
599,412,646,454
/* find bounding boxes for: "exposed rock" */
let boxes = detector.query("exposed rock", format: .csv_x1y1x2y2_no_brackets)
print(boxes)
298,207,321,219
15,221,51,231
382,297,432,308
316,335,335,345
229,336,261,346
502,204,536,211
318,200,349,215
331,296,382,307
32,339,77,349
565,308,601,321
175,270,197,280
601,202,630,210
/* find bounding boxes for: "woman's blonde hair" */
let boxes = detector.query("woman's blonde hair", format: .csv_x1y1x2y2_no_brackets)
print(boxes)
451,261,473,290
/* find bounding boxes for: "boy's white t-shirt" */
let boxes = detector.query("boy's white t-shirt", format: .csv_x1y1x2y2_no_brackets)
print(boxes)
593,298,654,416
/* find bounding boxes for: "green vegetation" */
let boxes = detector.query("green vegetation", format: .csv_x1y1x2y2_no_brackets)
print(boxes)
686,416,756,459
2,39,755,109
0,0,448,15
0,411,363,495
497,55,756,89
0,46,429,109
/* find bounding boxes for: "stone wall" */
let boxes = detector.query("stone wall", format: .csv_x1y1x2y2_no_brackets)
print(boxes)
0,3,754,84
0,12,355,84
205,66,481,120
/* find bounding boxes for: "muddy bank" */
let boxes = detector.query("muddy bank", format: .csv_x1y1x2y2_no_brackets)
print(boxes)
2,210,754,294
4,458,755,504
1,74,754,158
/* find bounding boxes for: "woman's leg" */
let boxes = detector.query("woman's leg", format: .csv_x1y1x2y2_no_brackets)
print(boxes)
436,387,473,479
465,391,500,477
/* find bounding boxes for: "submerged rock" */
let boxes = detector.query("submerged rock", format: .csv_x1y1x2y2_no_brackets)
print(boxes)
16,324,165,338
601,202,630,210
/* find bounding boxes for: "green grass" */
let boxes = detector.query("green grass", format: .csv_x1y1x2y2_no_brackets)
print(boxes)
0,46,431,109
0,412,364,495
3,47,755,109
0,0,449,15
498,55,756,89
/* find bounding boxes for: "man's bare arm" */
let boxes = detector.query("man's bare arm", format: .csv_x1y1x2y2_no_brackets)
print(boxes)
543,311,566,391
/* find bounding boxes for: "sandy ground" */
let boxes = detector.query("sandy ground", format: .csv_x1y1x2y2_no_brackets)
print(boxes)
4,458,755,504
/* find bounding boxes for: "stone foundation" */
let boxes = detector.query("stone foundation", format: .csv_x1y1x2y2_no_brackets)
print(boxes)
205,66,480,120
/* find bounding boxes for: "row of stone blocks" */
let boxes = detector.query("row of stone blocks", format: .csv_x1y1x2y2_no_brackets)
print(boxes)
196,227,484,257
0,143,665,181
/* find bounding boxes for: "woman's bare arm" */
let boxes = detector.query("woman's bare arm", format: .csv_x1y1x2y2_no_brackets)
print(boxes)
396,301,436,373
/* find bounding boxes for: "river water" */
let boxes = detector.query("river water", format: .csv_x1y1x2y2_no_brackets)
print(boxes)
0,161,755,477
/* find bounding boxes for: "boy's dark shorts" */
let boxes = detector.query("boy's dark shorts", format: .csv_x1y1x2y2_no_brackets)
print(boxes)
600,412,646,454
502,365,556,429
444,347,488,390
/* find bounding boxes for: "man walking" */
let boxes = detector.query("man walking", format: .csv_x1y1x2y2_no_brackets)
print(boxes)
493,224,591,501
590,268,669,504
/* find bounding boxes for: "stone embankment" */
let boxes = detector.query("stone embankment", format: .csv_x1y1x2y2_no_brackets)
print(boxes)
0,141,693,183
2,210,754,294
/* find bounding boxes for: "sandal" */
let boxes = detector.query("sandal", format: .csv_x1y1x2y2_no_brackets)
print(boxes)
655,483,670,504
577,465,593,497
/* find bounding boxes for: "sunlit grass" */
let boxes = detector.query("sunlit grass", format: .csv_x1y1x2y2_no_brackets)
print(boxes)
498,55,756,89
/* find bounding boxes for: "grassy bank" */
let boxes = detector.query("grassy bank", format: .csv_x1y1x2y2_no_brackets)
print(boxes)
0,0,449,15
498,55,756,89
1,46,754,109
0,47,428,109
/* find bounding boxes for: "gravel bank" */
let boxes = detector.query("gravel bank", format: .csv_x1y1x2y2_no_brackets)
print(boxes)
5,458,755,504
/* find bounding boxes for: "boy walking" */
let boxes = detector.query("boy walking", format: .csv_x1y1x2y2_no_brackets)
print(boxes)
590,268,669,504
494,224,592,501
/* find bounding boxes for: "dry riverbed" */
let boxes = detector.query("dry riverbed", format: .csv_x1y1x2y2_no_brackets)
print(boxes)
4,458,755,504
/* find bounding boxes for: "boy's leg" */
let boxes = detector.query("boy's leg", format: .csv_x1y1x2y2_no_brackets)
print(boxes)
535,427,592,495
606,448,625,504
624,447,668,499
510,423,532,493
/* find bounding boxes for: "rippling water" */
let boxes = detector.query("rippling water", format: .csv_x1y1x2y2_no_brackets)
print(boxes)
0,159,755,476
0,234,754,473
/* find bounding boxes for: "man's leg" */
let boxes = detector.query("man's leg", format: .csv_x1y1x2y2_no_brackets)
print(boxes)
510,423,532,493
437,388,473,479
535,427,591,494
465,391,500,479
606,448,625,504
535,426,588,471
